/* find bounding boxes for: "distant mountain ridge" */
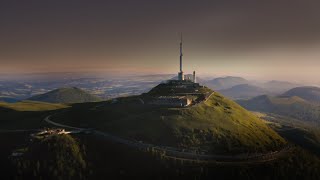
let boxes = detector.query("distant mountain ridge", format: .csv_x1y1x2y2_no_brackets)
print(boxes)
259,80,301,94
219,84,270,99
205,76,249,90
205,76,303,97
237,94,320,124
281,86,320,104
28,87,101,104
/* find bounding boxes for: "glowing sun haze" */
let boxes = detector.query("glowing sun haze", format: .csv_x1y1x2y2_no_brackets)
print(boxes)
1,0,320,83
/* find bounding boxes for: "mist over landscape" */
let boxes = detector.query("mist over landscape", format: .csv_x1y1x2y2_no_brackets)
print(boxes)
0,72,315,101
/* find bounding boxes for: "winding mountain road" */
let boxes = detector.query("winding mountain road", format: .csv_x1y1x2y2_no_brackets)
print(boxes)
44,113,293,164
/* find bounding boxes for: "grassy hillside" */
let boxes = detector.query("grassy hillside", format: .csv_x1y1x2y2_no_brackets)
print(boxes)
237,95,320,124
28,87,101,104
53,92,286,154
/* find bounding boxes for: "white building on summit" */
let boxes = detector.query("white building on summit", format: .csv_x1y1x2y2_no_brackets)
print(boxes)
177,34,196,83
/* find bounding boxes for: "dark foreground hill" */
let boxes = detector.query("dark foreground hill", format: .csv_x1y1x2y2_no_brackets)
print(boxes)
28,87,101,104
281,86,320,104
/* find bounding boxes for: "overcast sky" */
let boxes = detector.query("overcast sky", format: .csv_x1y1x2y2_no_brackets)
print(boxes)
1,0,320,83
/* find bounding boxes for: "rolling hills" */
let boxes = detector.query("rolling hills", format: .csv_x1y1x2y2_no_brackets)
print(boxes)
205,77,301,96
28,87,101,104
237,95,320,124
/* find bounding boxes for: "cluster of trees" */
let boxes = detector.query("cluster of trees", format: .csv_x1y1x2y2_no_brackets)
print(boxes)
12,134,87,180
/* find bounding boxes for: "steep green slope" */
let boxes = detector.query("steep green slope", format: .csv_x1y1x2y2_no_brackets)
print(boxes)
237,95,320,124
28,87,101,104
53,92,286,154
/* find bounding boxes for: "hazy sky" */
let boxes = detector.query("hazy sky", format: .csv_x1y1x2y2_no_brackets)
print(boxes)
1,0,320,83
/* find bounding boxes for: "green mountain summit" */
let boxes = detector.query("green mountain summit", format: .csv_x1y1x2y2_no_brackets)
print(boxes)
52,81,286,154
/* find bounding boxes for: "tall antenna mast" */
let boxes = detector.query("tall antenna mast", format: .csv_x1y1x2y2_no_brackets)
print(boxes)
180,33,183,72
